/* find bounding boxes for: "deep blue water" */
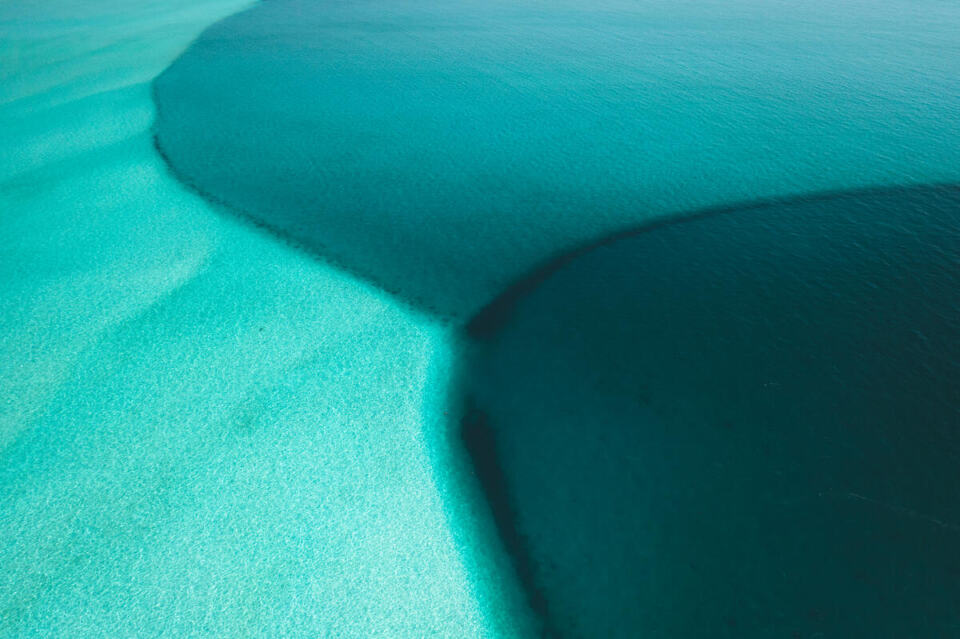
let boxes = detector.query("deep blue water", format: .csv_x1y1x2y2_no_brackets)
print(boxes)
463,184,960,637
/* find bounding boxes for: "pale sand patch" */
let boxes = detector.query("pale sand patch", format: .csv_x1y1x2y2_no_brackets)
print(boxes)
0,2,511,636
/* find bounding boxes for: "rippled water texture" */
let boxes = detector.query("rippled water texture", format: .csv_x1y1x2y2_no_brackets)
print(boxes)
153,0,960,318
148,0,960,635
463,184,960,637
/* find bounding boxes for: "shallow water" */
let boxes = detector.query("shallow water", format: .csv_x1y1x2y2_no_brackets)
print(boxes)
0,2,510,636
154,0,960,317
463,184,960,637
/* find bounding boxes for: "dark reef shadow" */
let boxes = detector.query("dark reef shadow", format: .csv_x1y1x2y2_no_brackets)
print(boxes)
460,402,559,638
467,182,960,338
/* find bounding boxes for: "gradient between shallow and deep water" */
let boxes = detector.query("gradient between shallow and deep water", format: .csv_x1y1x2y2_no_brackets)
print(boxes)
0,2,520,637
463,184,960,637
153,0,960,318
2,0,960,637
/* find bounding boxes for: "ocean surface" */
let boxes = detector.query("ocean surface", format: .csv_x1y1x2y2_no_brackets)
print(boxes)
464,184,960,637
154,0,960,318
2,0,960,636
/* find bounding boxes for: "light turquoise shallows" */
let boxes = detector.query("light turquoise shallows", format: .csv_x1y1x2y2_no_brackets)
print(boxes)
0,2,520,636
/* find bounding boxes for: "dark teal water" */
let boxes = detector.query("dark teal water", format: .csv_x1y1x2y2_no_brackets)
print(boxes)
463,185,960,637
151,0,960,635
153,0,960,319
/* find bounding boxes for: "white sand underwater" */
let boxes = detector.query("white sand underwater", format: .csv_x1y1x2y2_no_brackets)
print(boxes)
0,1,521,635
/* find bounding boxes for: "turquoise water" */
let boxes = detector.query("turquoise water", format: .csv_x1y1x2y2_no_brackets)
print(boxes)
0,1,517,636
463,184,960,637
154,0,960,318
3,0,960,636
